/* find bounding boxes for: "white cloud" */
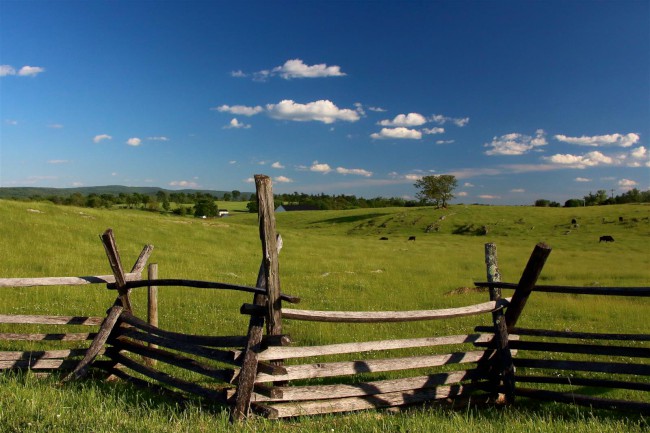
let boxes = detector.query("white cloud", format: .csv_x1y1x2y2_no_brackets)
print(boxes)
485,130,547,156
169,180,199,188
310,161,332,174
575,177,591,182
274,176,293,183
0,65,16,76
630,146,647,159
271,59,346,79
371,127,422,140
214,104,263,116
627,146,649,167
618,179,637,189
271,161,285,169
48,123,64,129
545,150,614,168
463,182,474,187
1,65,45,77
126,137,142,146
510,188,525,193
336,167,373,177
478,195,500,200
430,114,470,127
18,66,45,76
422,127,445,135
554,132,640,148
404,174,423,181
378,113,427,127
457,191,468,197
229,160,237,164
224,118,251,129
368,106,387,112
147,136,169,141
231,70,247,78
93,134,112,143
244,177,255,183
266,99,360,124
436,139,455,144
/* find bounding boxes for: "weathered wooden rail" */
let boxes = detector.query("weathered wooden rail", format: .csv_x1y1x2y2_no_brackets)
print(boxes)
1,174,648,420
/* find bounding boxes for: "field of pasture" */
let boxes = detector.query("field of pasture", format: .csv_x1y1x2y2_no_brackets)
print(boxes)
0,199,648,432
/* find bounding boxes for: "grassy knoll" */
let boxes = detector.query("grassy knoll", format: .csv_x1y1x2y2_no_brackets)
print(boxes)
0,200,648,432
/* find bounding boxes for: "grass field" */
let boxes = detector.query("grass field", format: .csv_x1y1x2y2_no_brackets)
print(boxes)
0,199,648,432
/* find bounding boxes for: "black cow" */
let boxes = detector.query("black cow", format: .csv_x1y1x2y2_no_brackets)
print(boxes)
571,218,577,225
599,235,615,243
379,237,388,240
408,236,416,241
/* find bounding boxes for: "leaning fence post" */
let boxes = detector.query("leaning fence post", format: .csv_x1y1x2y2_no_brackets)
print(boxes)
146,263,159,367
101,229,132,312
484,243,516,403
504,242,552,332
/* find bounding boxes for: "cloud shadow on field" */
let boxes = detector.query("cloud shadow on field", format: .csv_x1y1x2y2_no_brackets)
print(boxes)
310,213,391,225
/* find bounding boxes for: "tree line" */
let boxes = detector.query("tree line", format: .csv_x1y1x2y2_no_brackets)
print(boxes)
536,188,650,207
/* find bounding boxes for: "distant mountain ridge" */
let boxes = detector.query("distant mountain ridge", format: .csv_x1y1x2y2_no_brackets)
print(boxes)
0,185,253,200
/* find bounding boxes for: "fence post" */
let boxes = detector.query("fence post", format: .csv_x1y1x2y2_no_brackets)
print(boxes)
146,263,159,367
254,174,282,336
484,243,516,403
231,175,283,421
504,242,552,332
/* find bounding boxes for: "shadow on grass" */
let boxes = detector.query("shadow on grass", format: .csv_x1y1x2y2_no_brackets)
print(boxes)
310,213,390,225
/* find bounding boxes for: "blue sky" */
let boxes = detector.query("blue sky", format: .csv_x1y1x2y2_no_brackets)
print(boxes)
1,0,648,204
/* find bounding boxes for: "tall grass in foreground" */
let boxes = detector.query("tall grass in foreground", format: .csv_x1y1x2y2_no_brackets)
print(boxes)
0,372,647,433
0,200,648,430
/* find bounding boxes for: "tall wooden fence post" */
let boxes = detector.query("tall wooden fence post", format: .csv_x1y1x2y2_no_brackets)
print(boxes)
255,174,282,337
232,175,283,421
484,243,515,403
146,263,159,367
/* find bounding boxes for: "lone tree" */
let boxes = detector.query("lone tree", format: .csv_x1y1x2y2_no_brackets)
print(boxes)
193,199,219,218
414,174,457,208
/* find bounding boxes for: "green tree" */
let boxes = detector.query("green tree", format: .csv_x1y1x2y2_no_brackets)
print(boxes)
564,198,584,207
246,195,258,213
232,190,241,201
414,175,457,208
193,199,218,218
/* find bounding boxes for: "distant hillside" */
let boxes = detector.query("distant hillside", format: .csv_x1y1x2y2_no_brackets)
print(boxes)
0,185,253,200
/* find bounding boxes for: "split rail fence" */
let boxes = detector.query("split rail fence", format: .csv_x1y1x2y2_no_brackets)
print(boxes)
1,174,648,420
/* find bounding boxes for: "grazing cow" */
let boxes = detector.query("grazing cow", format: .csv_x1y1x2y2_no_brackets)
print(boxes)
379,237,388,240
571,218,577,225
408,236,416,241
619,216,624,222
599,235,615,243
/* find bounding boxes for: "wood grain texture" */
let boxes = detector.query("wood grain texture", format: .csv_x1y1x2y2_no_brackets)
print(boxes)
255,350,488,382
257,334,496,361
0,314,103,325
280,299,509,323
263,383,484,418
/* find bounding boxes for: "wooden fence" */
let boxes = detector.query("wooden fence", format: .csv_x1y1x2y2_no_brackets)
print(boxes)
1,174,648,420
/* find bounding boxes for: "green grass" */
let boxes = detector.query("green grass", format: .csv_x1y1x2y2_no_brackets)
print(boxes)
0,200,648,432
